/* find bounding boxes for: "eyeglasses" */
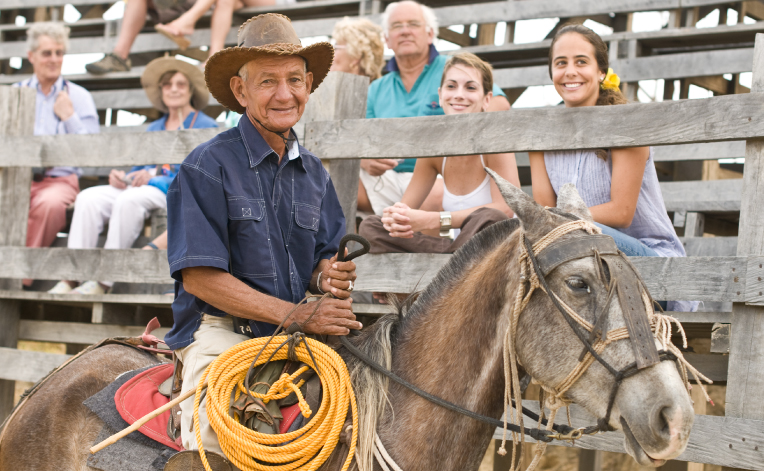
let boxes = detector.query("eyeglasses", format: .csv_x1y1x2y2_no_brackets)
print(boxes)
161,81,190,90
389,21,424,32
38,49,65,58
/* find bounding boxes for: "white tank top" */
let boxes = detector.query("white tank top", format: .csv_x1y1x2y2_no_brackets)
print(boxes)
441,155,493,212
441,155,493,237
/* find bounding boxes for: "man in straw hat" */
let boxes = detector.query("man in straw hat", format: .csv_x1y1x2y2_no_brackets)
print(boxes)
163,13,361,466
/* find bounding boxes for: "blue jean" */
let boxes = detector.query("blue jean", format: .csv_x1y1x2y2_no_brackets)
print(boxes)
594,223,668,310
594,223,659,257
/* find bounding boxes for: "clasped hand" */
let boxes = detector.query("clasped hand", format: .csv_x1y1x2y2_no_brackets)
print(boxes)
109,169,152,189
382,202,434,238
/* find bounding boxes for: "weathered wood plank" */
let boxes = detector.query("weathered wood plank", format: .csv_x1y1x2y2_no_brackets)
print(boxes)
660,179,741,213
0,248,173,284
299,72,368,235
0,347,70,383
352,253,750,302
0,86,35,419
2,93,764,167
304,93,764,159
0,249,753,302
493,47,754,88
18,320,170,344
495,402,764,471
725,34,764,429
0,290,172,305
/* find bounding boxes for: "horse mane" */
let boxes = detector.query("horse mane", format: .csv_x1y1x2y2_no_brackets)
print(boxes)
343,217,521,471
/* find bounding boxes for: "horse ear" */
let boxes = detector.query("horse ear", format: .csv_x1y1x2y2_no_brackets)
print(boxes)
485,168,556,238
556,183,594,222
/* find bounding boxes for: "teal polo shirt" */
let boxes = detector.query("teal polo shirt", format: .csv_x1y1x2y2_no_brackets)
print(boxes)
366,45,507,173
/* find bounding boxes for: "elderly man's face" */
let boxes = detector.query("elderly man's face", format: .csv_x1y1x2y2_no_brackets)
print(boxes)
28,35,65,85
385,2,433,60
231,56,313,134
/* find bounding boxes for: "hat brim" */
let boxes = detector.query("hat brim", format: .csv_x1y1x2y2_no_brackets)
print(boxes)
141,57,210,114
204,42,333,114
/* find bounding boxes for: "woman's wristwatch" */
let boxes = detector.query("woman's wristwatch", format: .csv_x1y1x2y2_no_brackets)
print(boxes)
439,211,452,237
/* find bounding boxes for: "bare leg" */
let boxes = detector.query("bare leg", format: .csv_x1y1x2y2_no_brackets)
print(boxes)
158,0,217,37
241,0,277,7
113,0,149,59
207,0,239,58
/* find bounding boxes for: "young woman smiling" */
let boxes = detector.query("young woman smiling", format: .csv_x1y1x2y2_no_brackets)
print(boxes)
359,52,519,257
530,24,694,312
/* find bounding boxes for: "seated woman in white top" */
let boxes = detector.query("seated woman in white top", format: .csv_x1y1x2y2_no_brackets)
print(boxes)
529,24,694,311
359,52,520,256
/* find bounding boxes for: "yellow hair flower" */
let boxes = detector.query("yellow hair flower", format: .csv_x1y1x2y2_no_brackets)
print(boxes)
601,68,620,91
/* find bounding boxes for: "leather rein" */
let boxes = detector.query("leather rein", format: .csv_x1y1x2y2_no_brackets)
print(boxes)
338,221,679,443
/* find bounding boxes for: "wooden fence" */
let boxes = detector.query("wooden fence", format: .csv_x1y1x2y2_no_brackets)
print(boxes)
1,0,764,469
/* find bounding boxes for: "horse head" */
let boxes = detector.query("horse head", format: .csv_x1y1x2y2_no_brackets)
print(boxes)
487,169,695,467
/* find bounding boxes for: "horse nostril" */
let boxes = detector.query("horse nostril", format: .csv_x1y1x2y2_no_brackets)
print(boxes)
654,405,672,439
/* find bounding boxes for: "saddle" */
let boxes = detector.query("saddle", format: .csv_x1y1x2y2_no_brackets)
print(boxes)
87,319,323,458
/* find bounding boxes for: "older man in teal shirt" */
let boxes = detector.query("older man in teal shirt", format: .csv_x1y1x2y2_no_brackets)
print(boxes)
358,0,509,215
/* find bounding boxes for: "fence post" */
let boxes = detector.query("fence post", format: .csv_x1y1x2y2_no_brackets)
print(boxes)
723,32,764,471
0,85,35,419
301,71,369,235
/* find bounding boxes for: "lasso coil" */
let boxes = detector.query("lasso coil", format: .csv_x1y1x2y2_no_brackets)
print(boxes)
193,335,358,471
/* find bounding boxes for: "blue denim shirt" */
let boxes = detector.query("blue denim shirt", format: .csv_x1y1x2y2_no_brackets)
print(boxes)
164,115,346,349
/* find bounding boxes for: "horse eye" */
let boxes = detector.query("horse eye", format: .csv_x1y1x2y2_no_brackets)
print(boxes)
566,278,588,291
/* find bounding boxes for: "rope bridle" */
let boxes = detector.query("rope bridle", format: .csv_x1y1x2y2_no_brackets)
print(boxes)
339,220,712,471
497,219,711,471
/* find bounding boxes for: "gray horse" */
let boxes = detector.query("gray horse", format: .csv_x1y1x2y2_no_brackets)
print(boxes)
0,176,694,471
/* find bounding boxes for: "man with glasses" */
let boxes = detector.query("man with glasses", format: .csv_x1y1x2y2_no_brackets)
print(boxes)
15,22,98,285
359,0,510,216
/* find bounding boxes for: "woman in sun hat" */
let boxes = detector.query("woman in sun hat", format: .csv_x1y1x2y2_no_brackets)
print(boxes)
48,56,218,295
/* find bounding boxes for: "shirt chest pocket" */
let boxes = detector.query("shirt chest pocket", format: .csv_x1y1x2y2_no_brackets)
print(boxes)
289,203,321,280
226,198,274,278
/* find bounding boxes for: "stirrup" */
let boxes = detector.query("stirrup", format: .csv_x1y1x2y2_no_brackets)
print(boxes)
164,450,236,471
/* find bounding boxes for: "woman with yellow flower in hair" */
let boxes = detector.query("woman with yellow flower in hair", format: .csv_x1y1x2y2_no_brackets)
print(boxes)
529,24,695,311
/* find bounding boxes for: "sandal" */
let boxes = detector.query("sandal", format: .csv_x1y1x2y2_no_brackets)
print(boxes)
155,24,191,50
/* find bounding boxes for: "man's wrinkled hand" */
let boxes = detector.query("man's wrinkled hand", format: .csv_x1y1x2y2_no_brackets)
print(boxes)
361,159,398,177
291,298,361,335
321,251,357,299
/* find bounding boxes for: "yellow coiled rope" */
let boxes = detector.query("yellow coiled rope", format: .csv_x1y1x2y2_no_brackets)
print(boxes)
193,335,358,471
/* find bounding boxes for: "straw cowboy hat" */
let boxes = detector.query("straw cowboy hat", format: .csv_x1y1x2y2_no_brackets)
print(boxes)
205,13,334,114
141,56,209,113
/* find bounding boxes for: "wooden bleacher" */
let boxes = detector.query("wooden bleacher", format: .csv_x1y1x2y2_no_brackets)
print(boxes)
1,1,764,470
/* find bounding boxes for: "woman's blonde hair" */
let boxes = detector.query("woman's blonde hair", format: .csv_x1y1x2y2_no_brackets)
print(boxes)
440,52,493,95
332,17,385,81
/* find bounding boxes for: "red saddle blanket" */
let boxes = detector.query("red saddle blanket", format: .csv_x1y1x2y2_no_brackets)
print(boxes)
114,364,304,450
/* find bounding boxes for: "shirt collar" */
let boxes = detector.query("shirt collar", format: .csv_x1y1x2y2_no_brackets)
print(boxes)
238,113,304,168
385,44,439,73
29,74,64,96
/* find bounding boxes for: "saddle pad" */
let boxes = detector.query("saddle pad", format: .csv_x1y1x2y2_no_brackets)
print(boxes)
279,403,303,434
114,363,182,451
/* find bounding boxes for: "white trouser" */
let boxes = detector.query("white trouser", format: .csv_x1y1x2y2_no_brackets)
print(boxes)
359,169,413,216
68,184,166,250
175,315,250,454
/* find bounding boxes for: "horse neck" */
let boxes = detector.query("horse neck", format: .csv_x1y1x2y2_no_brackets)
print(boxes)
377,235,521,471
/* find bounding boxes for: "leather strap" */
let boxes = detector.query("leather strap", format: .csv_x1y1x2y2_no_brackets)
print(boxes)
612,258,660,369
535,235,618,276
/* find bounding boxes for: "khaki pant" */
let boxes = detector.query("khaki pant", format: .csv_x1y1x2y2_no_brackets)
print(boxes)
358,207,509,254
175,315,250,453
